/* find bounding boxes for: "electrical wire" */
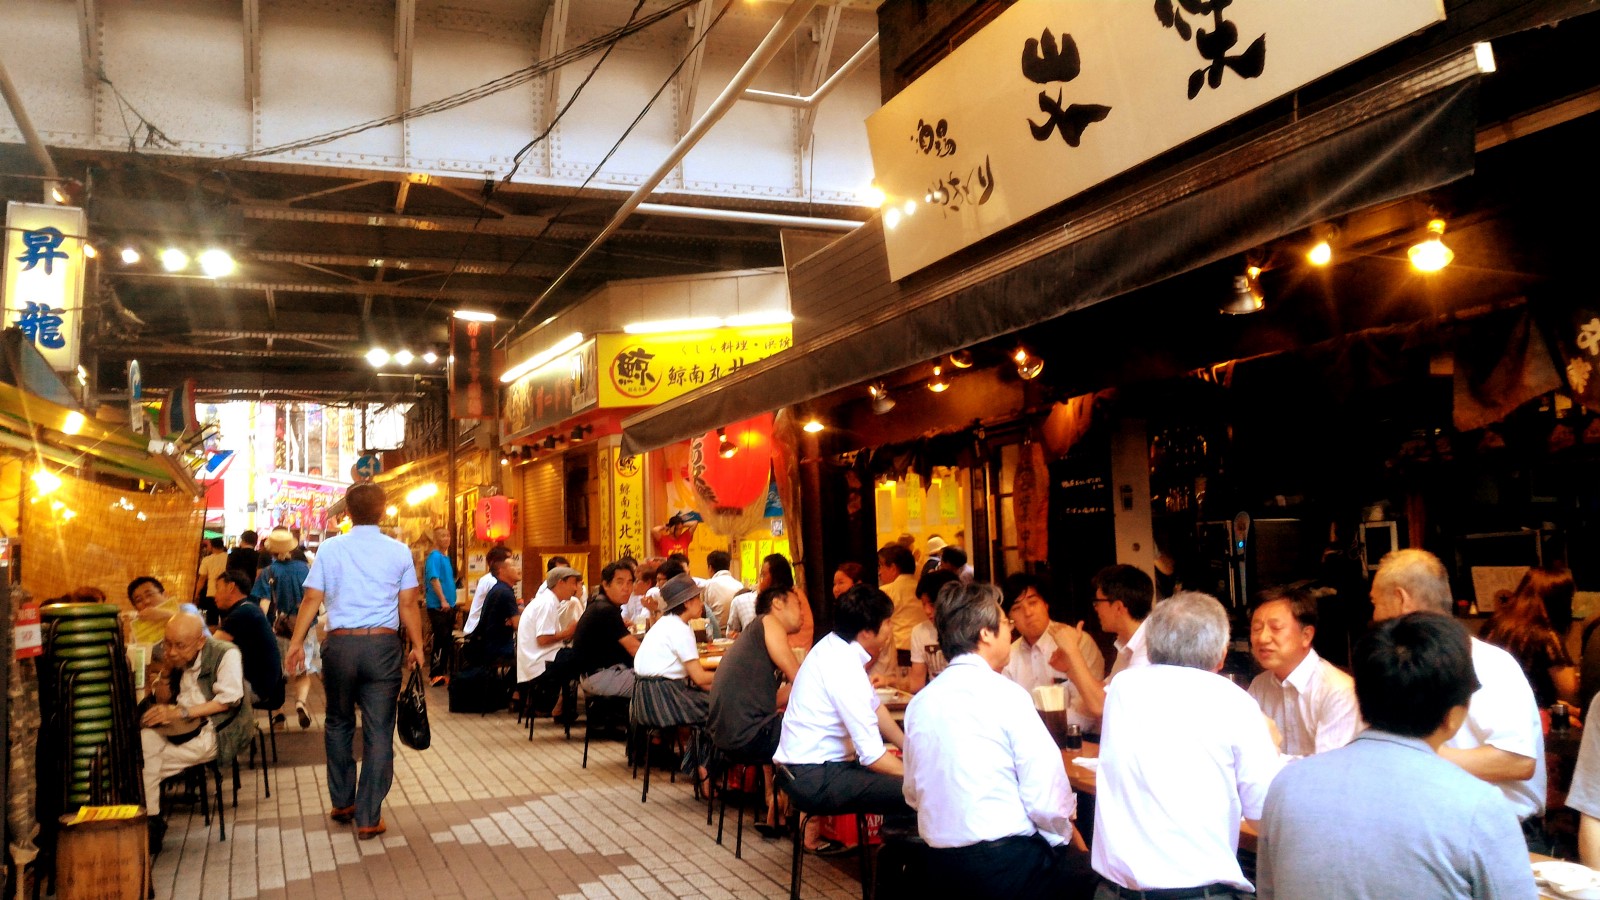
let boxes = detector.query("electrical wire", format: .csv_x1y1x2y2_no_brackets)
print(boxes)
501,0,738,341
225,0,700,162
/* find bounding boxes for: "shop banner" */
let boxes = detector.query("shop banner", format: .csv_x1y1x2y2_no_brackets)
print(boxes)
602,447,647,562
867,0,1446,280
501,338,599,441
596,324,793,408
4,202,87,373
450,318,499,419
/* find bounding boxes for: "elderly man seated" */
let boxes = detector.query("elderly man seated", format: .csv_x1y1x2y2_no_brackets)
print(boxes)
139,613,255,852
903,581,1097,900
1093,592,1283,899
1247,585,1359,758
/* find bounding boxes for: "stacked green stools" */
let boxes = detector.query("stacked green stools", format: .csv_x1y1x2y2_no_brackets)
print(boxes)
38,603,143,815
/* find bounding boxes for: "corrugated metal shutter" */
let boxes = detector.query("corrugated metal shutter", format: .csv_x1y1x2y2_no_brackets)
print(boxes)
523,458,564,546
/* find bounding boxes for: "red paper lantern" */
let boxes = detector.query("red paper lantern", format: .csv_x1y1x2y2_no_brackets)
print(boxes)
476,495,517,542
693,414,775,509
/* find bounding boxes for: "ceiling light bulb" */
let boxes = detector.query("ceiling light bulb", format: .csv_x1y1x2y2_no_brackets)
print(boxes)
1014,347,1044,380
422,351,439,364
500,457,510,466
868,381,897,414
1220,274,1265,315
120,246,141,265
394,349,415,365
50,185,67,204
1307,240,1333,266
864,183,886,207
1408,218,1454,273
948,350,974,369
928,364,950,393
365,348,390,367
198,248,235,278
452,310,497,322
32,469,62,495
62,411,86,435
385,505,398,517
160,248,190,272
82,243,97,259
803,419,825,433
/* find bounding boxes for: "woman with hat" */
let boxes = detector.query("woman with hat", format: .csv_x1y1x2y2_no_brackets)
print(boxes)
251,526,320,728
633,572,716,778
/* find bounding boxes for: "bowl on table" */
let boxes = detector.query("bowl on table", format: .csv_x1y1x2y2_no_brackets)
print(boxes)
1533,861,1600,900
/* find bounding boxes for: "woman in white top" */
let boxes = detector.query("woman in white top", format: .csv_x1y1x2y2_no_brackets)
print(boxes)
632,573,716,781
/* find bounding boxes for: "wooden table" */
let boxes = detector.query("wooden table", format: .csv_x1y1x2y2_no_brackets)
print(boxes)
1063,741,1258,853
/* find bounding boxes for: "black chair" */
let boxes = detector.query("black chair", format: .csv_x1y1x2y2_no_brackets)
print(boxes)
237,722,272,805
164,760,228,841
773,766,875,900
712,750,776,860
580,694,630,769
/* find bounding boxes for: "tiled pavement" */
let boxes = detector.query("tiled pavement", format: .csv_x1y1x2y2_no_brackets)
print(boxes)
151,684,866,899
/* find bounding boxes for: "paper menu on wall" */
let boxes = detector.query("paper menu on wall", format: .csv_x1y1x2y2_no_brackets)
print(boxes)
1470,566,1528,614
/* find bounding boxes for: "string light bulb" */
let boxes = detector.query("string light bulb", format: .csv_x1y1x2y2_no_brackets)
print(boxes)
948,350,974,369
869,382,896,415
802,419,825,433
927,364,951,393
1013,346,1044,380
1408,218,1455,272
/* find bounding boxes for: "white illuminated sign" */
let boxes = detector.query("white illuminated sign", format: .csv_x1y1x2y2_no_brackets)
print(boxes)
4,202,87,373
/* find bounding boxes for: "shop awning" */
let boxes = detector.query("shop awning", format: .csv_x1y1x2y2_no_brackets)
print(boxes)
621,54,1482,455
0,380,199,489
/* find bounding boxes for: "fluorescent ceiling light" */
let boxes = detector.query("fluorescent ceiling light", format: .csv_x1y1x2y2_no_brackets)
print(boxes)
453,310,498,322
724,311,794,328
622,317,724,335
501,332,584,383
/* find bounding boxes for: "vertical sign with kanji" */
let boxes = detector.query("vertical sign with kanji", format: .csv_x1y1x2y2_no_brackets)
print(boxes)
611,449,646,563
4,202,86,374
450,318,499,420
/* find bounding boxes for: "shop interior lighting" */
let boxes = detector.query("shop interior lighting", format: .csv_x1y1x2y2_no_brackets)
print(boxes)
570,425,592,442
1474,41,1497,73
50,184,67,204
927,364,951,393
1305,223,1339,267
82,243,96,259
198,248,235,278
948,350,974,369
901,199,917,216
543,435,559,450
1220,264,1266,315
421,350,439,364
393,349,415,366
405,483,439,506
452,310,498,322
502,331,584,383
885,207,904,230
159,248,190,272
120,246,141,265
385,505,399,517
31,468,62,496
365,348,391,367
500,456,510,466
1408,218,1455,273
802,418,825,433
717,427,738,458
868,382,896,415
61,411,86,435
1013,346,1044,381
864,183,886,208
622,317,723,335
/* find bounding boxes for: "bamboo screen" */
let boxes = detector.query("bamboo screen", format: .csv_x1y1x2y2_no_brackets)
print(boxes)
21,469,204,607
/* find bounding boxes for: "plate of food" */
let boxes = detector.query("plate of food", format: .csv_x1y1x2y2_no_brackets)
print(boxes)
1533,861,1600,899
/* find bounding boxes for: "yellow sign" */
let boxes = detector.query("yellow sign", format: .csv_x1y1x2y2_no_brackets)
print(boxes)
4,202,87,373
596,324,793,408
607,447,646,562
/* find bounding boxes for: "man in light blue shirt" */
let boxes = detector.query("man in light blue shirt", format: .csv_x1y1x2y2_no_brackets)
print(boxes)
424,527,457,683
286,483,423,840
1257,613,1536,900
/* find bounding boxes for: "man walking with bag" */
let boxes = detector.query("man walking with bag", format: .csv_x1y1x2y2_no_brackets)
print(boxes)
287,482,426,840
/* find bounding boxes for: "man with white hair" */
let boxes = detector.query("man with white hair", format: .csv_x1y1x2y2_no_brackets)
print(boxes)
1370,548,1546,847
1093,592,1283,899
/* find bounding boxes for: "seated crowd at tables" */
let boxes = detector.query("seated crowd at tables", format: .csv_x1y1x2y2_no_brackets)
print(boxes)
494,537,1584,899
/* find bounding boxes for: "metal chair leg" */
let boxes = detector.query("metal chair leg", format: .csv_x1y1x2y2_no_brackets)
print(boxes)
855,812,871,900
790,811,804,900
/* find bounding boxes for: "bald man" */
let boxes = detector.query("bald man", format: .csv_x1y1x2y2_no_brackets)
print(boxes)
139,613,255,852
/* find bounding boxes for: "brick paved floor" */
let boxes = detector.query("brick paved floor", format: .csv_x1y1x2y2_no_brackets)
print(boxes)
151,683,866,899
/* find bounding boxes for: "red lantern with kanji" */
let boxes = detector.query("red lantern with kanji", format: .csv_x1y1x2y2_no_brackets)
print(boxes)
693,414,775,509
476,495,517,542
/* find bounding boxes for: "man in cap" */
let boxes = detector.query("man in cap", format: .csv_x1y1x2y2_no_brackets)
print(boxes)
517,565,582,688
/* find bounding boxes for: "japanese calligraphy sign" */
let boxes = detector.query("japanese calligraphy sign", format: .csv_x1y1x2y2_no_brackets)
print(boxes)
4,202,86,373
595,324,793,408
602,446,646,563
501,338,599,441
866,0,1445,280
450,318,500,420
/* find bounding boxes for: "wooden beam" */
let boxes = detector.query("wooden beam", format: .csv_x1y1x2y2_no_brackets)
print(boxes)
1476,87,1600,152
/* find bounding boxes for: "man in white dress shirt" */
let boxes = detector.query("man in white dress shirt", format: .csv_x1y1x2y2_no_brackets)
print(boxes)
1370,548,1547,848
775,583,911,816
1039,565,1154,720
463,546,518,634
1001,575,1105,728
904,582,1097,900
1247,586,1359,757
1093,592,1284,898
702,550,744,633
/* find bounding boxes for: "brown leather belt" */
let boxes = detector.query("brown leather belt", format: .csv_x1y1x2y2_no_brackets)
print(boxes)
327,627,397,636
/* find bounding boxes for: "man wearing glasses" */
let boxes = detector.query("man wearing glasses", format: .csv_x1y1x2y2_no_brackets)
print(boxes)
1039,565,1155,720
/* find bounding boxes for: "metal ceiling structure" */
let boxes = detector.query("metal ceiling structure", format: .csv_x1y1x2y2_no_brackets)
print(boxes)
0,0,881,404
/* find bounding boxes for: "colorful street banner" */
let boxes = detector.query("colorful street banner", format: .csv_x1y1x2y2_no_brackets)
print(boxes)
4,202,87,373
595,324,793,408
867,0,1445,279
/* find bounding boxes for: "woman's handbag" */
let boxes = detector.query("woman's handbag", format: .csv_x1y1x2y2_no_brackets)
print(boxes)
397,668,431,750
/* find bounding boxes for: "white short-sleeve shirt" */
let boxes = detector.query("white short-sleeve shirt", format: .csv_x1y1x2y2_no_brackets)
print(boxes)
633,614,698,680
1445,637,1546,818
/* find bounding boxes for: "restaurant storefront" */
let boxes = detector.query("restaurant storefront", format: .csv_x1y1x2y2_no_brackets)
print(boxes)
620,0,1598,629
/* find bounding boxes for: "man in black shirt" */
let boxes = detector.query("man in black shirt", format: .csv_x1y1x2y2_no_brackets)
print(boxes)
213,569,286,711
573,560,641,698
227,531,259,579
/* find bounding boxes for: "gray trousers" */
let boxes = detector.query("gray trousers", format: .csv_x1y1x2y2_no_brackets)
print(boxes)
581,664,636,698
322,633,402,828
